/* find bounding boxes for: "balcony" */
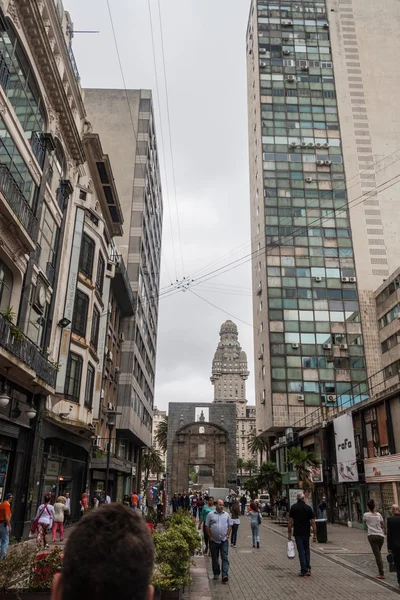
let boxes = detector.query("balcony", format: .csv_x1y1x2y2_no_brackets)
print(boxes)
0,163,38,242
0,313,57,389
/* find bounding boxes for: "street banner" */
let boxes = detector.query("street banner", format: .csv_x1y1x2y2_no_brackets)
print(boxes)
334,413,359,483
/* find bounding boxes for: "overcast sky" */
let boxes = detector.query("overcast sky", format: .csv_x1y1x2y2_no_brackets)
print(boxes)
64,0,255,412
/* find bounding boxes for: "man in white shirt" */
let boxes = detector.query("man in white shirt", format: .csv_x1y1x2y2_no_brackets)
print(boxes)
205,499,233,583
64,492,71,525
106,495,111,504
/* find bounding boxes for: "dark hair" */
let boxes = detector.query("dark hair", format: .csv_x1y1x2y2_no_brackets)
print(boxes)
62,504,154,600
367,499,376,512
44,494,51,503
250,501,259,512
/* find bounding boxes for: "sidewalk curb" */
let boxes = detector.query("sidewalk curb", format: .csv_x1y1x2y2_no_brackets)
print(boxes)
183,555,212,600
263,522,400,595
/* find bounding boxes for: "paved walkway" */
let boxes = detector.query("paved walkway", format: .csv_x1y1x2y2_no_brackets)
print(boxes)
204,519,400,599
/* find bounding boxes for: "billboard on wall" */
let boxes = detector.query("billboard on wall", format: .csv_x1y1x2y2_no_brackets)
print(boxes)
334,413,359,483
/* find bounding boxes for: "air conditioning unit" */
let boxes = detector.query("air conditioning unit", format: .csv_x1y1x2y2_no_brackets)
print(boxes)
301,142,307,148
100,388,105,400
292,343,299,349
283,49,291,56
114,366,121,374
325,160,332,166
259,48,267,54
315,276,322,282
323,343,332,350
107,402,114,411
349,276,357,283
308,142,315,148
340,343,348,350
119,332,125,342
342,277,350,283
290,142,298,148
258,350,264,360
301,65,309,71
323,22,330,29
315,143,323,148
321,420,328,428
323,143,330,148
326,394,337,403
287,75,295,83
305,177,313,183
282,20,293,26
297,394,305,402
107,350,113,362
93,437,101,448
106,262,116,278
260,62,267,68
316,160,325,166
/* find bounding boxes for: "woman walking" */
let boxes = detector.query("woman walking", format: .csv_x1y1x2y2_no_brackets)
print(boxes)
52,496,68,543
80,492,88,517
35,494,54,550
363,498,385,579
230,498,241,548
248,501,262,548
199,496,215,555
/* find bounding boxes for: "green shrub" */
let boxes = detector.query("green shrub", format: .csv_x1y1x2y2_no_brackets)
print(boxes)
153,528,191,591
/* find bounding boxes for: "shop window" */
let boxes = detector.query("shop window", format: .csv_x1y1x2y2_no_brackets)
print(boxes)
64,353,83,402
72,290,89,338
79,233,95,279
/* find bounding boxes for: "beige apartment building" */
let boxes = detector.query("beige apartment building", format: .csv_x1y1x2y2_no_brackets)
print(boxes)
247,0,400,436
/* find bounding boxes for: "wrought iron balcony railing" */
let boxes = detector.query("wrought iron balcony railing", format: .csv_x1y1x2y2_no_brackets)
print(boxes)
0,163,38,241
0,313,57,388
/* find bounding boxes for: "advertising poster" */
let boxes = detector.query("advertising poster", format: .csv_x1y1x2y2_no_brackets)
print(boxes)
333,413,359,483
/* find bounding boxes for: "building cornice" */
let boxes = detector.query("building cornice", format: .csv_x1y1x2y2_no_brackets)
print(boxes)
15,0,85,164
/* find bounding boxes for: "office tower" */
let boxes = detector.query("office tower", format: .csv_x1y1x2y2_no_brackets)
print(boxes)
84,90,163,488
211,321,256,462
245,0,396,433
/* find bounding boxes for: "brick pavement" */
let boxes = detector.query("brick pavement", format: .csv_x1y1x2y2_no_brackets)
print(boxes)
204,519,400,600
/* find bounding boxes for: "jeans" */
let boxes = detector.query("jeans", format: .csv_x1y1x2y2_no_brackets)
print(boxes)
393,553,400,585
251,524,260,546
52,521,64,541
241,503,245,515
231,524,239,546
0,523,9,559
368,535,384,576
295,535,311,575
203,523,210,553
192,506,197,518
210,540,229,578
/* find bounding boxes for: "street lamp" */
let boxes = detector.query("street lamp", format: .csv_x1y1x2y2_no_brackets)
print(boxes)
104,411,117,500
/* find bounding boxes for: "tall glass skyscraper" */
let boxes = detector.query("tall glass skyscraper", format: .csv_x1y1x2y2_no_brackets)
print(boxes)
246,0,375,433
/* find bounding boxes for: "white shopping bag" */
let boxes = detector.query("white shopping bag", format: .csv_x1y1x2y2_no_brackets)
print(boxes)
287,540,296,559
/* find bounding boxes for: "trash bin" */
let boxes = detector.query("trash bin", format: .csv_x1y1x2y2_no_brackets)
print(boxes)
315,518,327,543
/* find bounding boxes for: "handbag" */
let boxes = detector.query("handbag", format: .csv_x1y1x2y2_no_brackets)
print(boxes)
287,540,296,559
30,505,49,534
387,553,396,573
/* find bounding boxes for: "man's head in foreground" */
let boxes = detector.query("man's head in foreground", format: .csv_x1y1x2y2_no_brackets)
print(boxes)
52,503,154,600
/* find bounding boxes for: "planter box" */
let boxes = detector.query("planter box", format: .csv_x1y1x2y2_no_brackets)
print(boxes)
0,592,51,600
154,587,183,600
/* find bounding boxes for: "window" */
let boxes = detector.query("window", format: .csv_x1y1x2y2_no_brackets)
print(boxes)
96,253,105,295
79,233,95,279
84,363,95,410
64,353,83,402
0,259,13,311
90,305,100,350
72,290,89,338
379,304,399,329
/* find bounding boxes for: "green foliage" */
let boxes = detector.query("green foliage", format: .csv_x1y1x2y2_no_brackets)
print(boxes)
247,433,269,464
142,447,163,486
237,458,245,475
286,447,319,489
164,510,201,556
30,547,63,590
243,459,257,476
155,416,168,453
257,461,282,494
243,476,259,499
0,307,16,324
0,543,36,592
153,528,191,591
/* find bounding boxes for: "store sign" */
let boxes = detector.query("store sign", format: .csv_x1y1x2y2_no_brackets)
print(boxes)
309,463,323,484
334,414,359,483
131,465,137,476
46,460,60,477
289,488,301,508
364,454,400,482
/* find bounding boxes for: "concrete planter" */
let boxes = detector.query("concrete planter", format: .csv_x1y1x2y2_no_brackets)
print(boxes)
154,588,183,600
0,592,51,600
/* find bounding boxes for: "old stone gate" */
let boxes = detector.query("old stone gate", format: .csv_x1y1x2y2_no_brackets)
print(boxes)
167,402,236,497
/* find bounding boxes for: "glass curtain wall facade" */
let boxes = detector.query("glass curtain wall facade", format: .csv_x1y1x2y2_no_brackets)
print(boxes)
248,0,368,431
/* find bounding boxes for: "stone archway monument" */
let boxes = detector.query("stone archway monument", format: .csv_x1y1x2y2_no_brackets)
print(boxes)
167,402,237,498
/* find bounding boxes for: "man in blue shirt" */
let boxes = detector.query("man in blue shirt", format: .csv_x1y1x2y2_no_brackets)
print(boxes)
205,498,233,583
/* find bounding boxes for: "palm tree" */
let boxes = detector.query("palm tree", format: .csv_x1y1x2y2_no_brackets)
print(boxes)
237,457,245,477
286,447,319,489
243,459,257,477
257,461,282,504
247,432,269,465
155,416,168,453
141,447,163,489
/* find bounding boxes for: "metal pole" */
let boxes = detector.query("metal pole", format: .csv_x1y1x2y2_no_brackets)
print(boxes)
105,426,112,499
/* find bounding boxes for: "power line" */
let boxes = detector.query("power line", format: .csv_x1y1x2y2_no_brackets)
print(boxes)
147,0,177,282
157,0,185,278
188,289,257,330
